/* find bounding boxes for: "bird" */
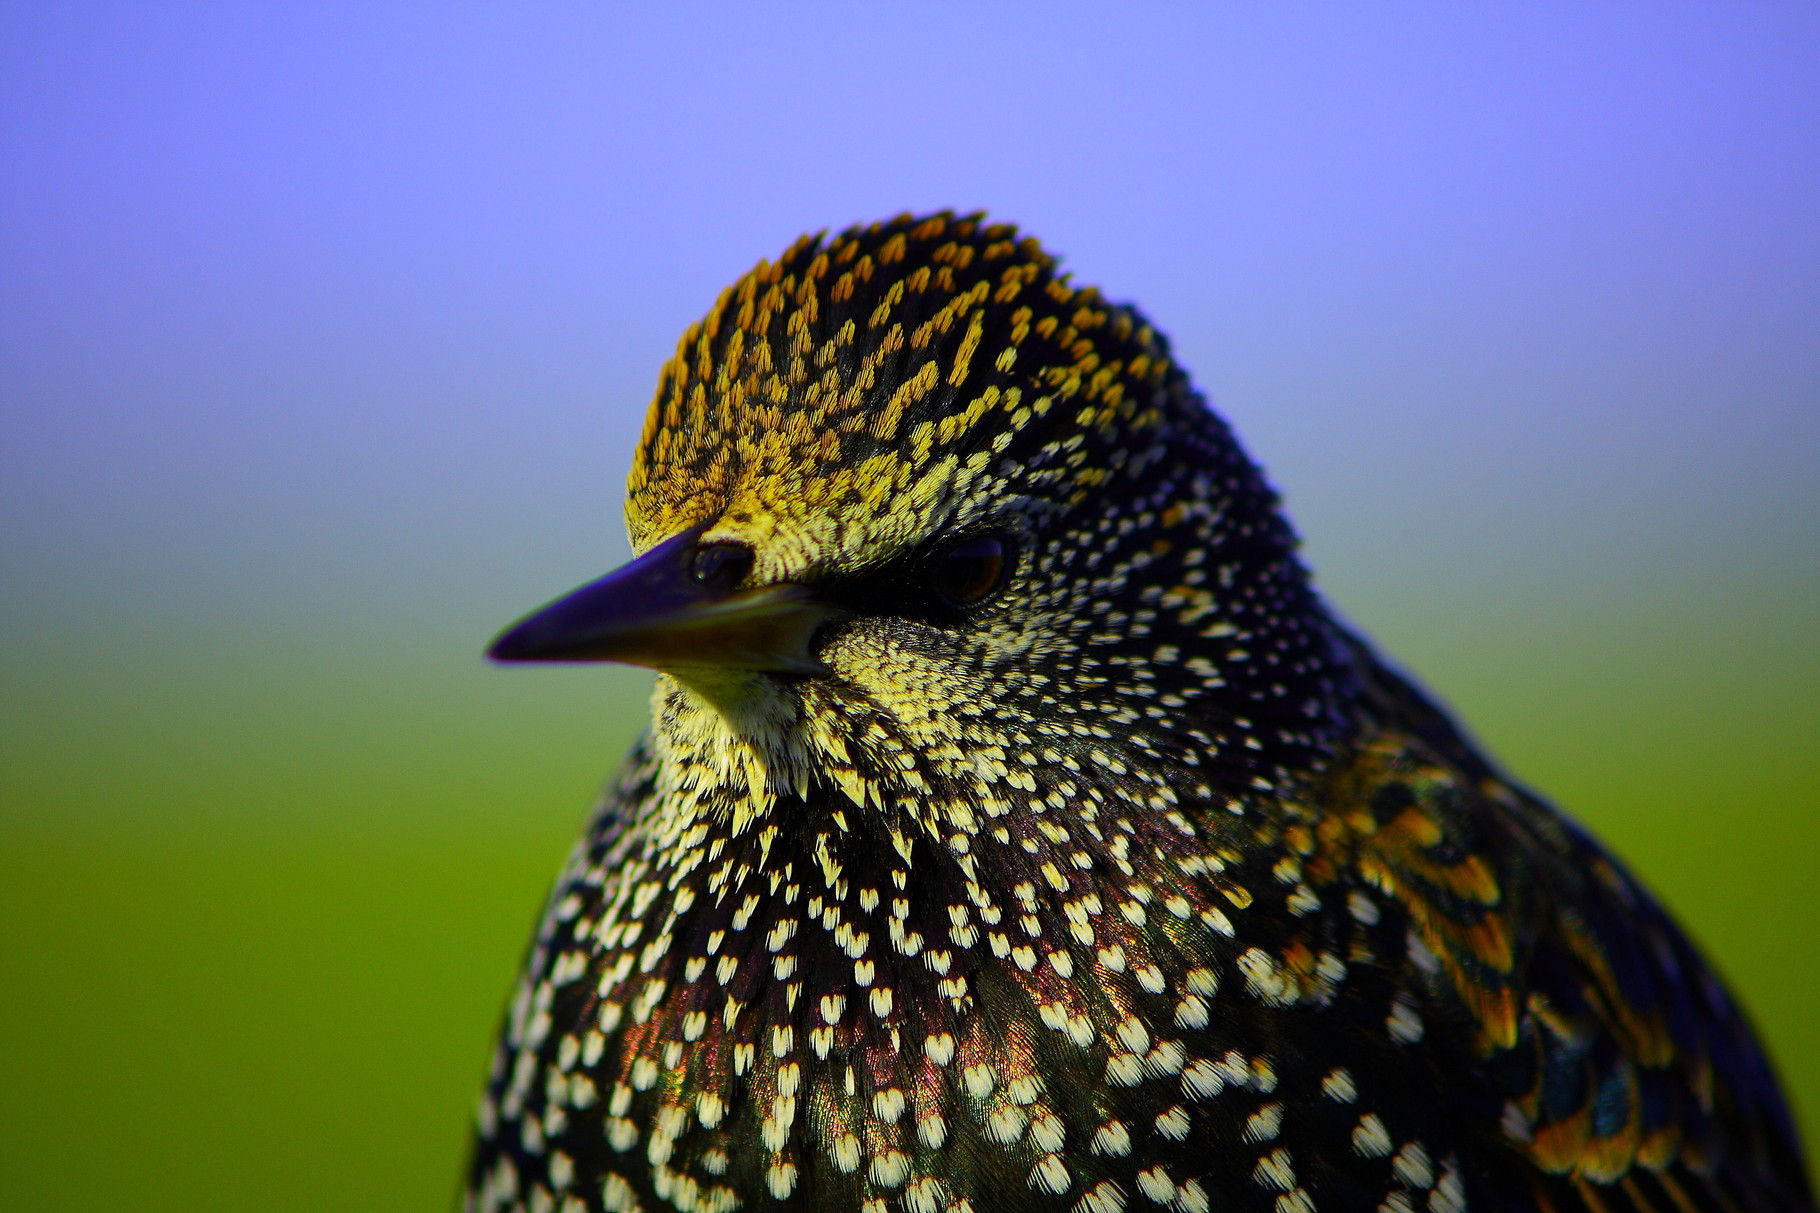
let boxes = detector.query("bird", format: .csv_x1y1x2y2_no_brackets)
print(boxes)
466,212,1810,1213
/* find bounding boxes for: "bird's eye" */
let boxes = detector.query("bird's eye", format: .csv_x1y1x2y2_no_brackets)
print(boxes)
692,542,754,592
932,535,1011,608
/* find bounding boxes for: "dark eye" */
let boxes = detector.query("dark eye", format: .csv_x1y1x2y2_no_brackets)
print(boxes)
932,535,1011,608
692,542,754,592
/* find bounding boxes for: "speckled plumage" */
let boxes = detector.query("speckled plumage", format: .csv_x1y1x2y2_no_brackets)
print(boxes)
468,213,1810,1213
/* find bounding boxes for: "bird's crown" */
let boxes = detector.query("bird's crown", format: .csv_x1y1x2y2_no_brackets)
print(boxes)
626,211,1190,581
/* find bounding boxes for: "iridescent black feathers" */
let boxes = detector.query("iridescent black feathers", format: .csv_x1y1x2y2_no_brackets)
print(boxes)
469,214,1810,1213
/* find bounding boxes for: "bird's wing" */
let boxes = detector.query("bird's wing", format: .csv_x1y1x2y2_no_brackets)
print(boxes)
1314,663,1814,1213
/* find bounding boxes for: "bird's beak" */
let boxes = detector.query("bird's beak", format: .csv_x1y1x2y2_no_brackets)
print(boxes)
486,527,844,675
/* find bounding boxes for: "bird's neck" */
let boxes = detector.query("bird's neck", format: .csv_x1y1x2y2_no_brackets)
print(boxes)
634,649,1365,925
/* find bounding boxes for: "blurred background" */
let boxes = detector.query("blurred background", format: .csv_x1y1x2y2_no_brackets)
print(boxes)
2,4,1815,1208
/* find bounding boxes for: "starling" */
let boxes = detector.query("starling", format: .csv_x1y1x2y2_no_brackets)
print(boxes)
468,213,1810,1213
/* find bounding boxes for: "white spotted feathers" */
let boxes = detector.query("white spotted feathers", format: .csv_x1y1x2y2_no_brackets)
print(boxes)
467,214,1814,1213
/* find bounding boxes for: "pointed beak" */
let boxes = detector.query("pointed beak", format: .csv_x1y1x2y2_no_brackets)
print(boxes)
486,527,845,675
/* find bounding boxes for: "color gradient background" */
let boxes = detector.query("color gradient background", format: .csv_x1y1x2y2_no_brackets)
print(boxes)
3,5,1815,1209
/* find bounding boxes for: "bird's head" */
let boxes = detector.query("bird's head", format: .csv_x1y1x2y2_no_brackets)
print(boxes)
491,213,1352,843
